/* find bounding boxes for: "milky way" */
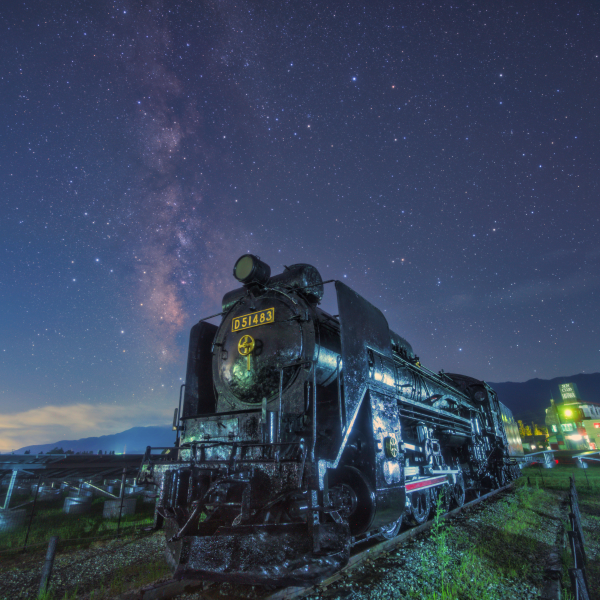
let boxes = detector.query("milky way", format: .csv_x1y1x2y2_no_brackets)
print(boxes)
117,1,259,359
1,0,599,449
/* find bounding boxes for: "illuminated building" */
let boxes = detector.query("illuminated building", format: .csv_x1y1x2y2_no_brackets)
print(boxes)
545,382,600,451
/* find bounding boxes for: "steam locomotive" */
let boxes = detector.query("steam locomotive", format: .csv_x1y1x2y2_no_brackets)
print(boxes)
139,255,524,586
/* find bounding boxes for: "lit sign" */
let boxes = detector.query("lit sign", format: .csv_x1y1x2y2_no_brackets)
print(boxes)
559,383,578,400
232,308,275,332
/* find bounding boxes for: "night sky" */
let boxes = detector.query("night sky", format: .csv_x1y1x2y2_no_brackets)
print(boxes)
2,1,599,451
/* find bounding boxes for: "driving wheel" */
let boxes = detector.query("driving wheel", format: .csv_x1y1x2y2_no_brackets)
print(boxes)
405,490,431,526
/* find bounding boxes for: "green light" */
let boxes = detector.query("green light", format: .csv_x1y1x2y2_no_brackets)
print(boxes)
564,409,572,417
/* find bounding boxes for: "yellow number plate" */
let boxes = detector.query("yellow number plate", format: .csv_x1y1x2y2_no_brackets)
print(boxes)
232,308,275,332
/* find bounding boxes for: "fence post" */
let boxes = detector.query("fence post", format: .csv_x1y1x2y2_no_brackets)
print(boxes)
38,535,59,597
117,467,126,538
23,473,42,552
569,479,587,565
567,476,591,600
569,567,591,600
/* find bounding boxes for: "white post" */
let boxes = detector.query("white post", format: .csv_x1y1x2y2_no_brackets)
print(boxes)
3,470,18,510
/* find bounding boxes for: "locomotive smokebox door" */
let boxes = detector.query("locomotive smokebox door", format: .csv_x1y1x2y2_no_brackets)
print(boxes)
212,292,314,412
333,282,405,531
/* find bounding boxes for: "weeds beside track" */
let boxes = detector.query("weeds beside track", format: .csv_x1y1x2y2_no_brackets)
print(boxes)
2,465,599,599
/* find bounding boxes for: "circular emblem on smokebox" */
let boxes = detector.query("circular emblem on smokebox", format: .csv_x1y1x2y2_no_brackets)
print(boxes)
238,335,255,356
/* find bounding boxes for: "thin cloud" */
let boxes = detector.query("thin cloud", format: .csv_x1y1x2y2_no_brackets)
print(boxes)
0,403,171,453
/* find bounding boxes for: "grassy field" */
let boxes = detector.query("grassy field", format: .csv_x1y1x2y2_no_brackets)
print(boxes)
535,462,600,600
0,491,155,559
403,480,560,599
412,464,600,600
523,460,600,491
2,466,599,599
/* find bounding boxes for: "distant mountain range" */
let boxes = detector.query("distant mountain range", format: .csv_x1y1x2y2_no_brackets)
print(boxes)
12,425,175,455
8,373,600,454
488,372,600,427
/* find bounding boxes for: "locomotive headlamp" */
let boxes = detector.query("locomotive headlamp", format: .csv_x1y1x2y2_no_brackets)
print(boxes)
233,254,271,286
564,409,573,417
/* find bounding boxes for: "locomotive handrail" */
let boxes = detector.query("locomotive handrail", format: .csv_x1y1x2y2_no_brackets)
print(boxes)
278,359,314,369
175,384,185,445
288,278,336,293
198,311,225,322
336,355,345,434
278,359,317,460
397,358,473,409
176,439,307,465
397,395,472,425
178,440,304,450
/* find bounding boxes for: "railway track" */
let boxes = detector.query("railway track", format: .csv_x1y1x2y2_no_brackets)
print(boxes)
138,483,514,600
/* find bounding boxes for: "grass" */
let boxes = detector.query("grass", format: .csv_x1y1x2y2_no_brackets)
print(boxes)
33,558,172,600
64,558,172,600
0,491,155,559
406,465,600,600
1,491,167,599
6,466,600,599
524,462,600,598
523,460,600,491
37,586,80,600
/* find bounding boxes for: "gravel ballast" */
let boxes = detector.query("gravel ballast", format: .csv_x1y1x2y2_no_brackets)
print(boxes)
0,484,579,600
0,532,168,599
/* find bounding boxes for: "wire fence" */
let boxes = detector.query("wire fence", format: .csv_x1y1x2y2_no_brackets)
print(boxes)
523,461,598,491
0,486,156,558
567,477,590,600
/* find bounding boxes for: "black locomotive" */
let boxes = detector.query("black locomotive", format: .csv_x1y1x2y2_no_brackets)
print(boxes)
139,255,524,586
